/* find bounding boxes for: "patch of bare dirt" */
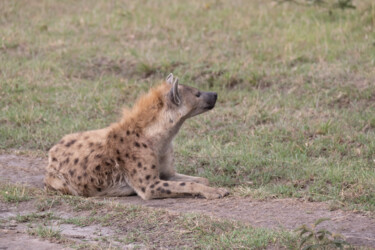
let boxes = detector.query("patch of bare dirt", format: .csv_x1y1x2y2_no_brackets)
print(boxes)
1,154,375,248
0,229,69,250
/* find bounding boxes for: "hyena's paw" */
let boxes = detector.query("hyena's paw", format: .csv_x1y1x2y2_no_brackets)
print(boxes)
202,188,229,199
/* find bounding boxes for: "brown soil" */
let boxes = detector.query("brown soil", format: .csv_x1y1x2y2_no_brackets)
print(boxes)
1,154,375,248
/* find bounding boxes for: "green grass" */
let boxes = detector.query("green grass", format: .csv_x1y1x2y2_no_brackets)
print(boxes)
1,0,375,212
0,183,32,203
27,225,62,241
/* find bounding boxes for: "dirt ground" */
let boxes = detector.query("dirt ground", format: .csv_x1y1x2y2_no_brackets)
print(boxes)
1,154,375,249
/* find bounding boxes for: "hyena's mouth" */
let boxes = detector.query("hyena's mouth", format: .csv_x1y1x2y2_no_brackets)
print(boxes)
204,104,216,110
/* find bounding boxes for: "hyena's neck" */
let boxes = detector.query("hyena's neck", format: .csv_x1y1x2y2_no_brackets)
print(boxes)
144,117,185,155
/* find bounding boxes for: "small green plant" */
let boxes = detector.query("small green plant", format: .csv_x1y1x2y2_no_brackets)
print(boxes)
28,225,62,241
296,218,352,249
0,184,31,203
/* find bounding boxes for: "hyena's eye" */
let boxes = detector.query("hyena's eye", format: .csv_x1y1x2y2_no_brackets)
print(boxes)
195,92,201,98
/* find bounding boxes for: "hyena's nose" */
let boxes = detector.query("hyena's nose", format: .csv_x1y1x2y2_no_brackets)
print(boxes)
204,92,218,109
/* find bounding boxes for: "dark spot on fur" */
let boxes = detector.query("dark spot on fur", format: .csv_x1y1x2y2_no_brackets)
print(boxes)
60,140,65,144
78,144,82,148
63,183,67,186
126,130,130,135
136,133,139,137
137,162,142,168
66,157,70,164
144,167,147,171
151,190,154,194
125,153,129,158
113,134,117,139
97,188,101,192
84,184,88,189
132,156,136,161
155,181,160,185
152,165,156,169
117,157,122,162
160,188,166,193
52,157,57,162
84,156,88,163
83,172,88,177
180,182,186,186
142,143,147,148
95,165,101,171
95,154,102,159
156,187,161,191
134,142,140,147
116,149,120,155
89,142,94,147
120,137,124,142
74,158,79,164
69,169,75,177
139,178,143,183
153,176,157,179
141,187,145,192
65,139,76,147
77,176,82,180
82,164,87,170
84,136,89,140
146,175,151,180
90,149,94,153
91,178,94,182
166,190,171,194
150,184,155,188
132,169,137,174
105,171,110,175
163,183,169,187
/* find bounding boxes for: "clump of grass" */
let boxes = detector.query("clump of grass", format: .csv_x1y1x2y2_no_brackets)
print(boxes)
36,197,62,212
0,183,32,203
296,218,352,249
28,225,62,241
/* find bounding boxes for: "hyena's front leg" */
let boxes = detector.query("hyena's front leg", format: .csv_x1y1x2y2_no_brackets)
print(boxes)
167,173,210,186
139,179,229,200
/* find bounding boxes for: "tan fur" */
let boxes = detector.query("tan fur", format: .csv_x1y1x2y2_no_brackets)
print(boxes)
45,76,229,200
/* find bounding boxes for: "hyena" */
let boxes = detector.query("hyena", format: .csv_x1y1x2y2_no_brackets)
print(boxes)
44,73,229,200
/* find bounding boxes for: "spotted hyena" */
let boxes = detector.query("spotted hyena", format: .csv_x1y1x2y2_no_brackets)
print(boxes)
44,73,229,200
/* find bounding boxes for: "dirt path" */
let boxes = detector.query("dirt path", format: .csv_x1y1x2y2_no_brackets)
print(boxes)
1,154,375,248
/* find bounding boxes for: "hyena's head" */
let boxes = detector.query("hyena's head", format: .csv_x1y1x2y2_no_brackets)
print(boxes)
164,73,217,121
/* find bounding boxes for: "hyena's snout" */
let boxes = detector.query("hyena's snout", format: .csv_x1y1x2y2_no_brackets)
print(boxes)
202,92,218,110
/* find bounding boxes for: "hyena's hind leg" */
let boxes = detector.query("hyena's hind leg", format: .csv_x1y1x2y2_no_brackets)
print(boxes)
44,171,77,195
98,185,135,197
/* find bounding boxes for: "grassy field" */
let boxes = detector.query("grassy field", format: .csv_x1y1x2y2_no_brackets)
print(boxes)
1,0,375,214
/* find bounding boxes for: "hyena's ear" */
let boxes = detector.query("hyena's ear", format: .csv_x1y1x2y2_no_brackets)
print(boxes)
168,76,181,106
166,73,174,84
